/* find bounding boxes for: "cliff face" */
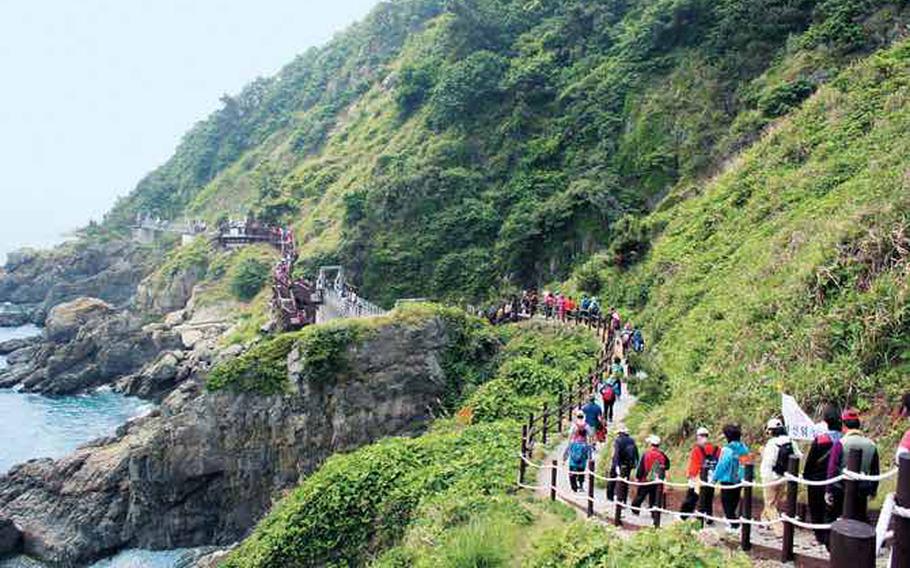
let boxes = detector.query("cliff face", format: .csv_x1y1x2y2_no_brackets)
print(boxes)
0,240,159,323
0,316,452,564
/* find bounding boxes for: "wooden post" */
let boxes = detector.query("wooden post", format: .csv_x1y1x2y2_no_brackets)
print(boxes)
587,459,595,517
519,425,528,485
830,518,875,568
527,412,535,445
781,454,799,562
892,454,910,568
542,403,549,445
697,464,711,528
550,459,558,502
843,448,863,521
557,393,564,433
742,463,754,551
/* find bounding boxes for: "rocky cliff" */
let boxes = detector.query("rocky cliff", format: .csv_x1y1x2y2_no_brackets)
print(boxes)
0,240,160,324
0,315,453,565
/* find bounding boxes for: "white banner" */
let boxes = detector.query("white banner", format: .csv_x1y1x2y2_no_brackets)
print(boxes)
781,394,826,441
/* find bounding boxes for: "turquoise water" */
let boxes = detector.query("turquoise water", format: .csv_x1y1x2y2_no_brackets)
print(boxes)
0,325,208,567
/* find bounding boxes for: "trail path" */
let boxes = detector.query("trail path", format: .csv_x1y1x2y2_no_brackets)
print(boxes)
532,377,845,566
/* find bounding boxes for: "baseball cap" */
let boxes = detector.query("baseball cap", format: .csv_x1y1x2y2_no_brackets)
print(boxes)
696,427,709,437
766,418,783,430
646,434,661,446
841,408,860,421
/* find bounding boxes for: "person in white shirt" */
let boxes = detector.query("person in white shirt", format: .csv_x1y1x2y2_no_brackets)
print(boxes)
760,418,803,536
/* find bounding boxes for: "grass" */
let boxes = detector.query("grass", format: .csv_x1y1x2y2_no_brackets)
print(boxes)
573,39,910,457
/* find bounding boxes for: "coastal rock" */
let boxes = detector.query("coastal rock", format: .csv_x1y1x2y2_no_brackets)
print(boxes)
3,310,182,395
0,336,39,355
0,316,453,564
0,519,21,556
0,241,159,324
134,260,208,316
45,297,114,343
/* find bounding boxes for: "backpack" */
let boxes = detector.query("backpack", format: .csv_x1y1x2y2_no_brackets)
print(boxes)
602,386,615,402
568,442,590,469
619,439,638,468
647,453,668,481
698,445,720,481
772,440,794,476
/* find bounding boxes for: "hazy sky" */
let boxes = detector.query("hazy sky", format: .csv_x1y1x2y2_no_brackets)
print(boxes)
0,0,378,263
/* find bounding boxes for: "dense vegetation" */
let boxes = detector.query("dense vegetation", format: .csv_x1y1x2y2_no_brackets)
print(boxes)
224,320,745,567
108,0,910,306
572,39,910,450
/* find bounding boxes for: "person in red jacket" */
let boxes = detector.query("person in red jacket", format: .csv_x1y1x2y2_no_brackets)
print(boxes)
631,435,670,512
680,427,719,518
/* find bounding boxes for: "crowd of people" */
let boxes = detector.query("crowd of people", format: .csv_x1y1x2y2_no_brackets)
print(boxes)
563,386,910,543
482,290,645,355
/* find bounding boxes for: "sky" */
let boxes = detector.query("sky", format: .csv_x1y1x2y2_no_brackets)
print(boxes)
0,0,379,263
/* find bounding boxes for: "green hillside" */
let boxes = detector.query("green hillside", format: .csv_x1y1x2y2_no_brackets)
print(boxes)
577,37,910,448
108,0,910,307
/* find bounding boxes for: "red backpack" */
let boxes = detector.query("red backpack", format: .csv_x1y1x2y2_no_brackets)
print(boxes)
601,386,615,402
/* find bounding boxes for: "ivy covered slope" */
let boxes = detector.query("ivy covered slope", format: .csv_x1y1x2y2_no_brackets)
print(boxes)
223,319,747,567
107,0,910,305
577,39,910,446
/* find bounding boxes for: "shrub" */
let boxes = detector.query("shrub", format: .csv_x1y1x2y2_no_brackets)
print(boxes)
229,255,270,301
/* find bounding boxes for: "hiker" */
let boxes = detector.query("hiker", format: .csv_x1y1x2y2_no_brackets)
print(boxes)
581,396,605,445
600,374,618,423
803,405,842,545
607,425,639,501
631,327,645,353
580,295,591,318
589,297,600,317
609,358,624,398
610,307,622,332
569,410,589,443
544,291,555,318
759,418,802,537
621,322,633,350
826,408,880,521
557,293,567,321
631,435,670,512
564,427,593,492
680,427,719,518
714,424,750,534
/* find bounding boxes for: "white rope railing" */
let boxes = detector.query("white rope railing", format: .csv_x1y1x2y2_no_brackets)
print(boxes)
521,453,898,490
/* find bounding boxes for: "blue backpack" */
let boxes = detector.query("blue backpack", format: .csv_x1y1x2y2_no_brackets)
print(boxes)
568,442,590,469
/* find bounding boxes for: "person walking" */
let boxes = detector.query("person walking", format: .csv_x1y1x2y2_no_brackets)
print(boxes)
564,428,593,493
680,427,719,518
826,408,880,521
714,424,750,534
607,425,639,501
631,435,670,513
759,418,802,537
600,375,617,423
804,405,842,546
581,396,605,446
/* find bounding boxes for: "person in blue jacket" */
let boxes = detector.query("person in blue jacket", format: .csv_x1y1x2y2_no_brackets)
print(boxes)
713,423,750,533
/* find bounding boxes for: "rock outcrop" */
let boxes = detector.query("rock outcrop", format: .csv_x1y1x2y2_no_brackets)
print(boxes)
45,297,114,343
0,304,182,395
0,519,21,556
0,316,452,565
0,241,159,324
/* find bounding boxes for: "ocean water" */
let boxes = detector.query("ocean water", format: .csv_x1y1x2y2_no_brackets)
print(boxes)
0,325,208,567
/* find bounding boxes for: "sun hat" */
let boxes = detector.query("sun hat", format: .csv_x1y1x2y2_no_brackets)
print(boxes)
646,434,661,446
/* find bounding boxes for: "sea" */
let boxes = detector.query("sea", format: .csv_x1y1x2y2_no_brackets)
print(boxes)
0,325,210,568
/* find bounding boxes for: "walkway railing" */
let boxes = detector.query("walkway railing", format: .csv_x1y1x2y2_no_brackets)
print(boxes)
515,315,910,567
